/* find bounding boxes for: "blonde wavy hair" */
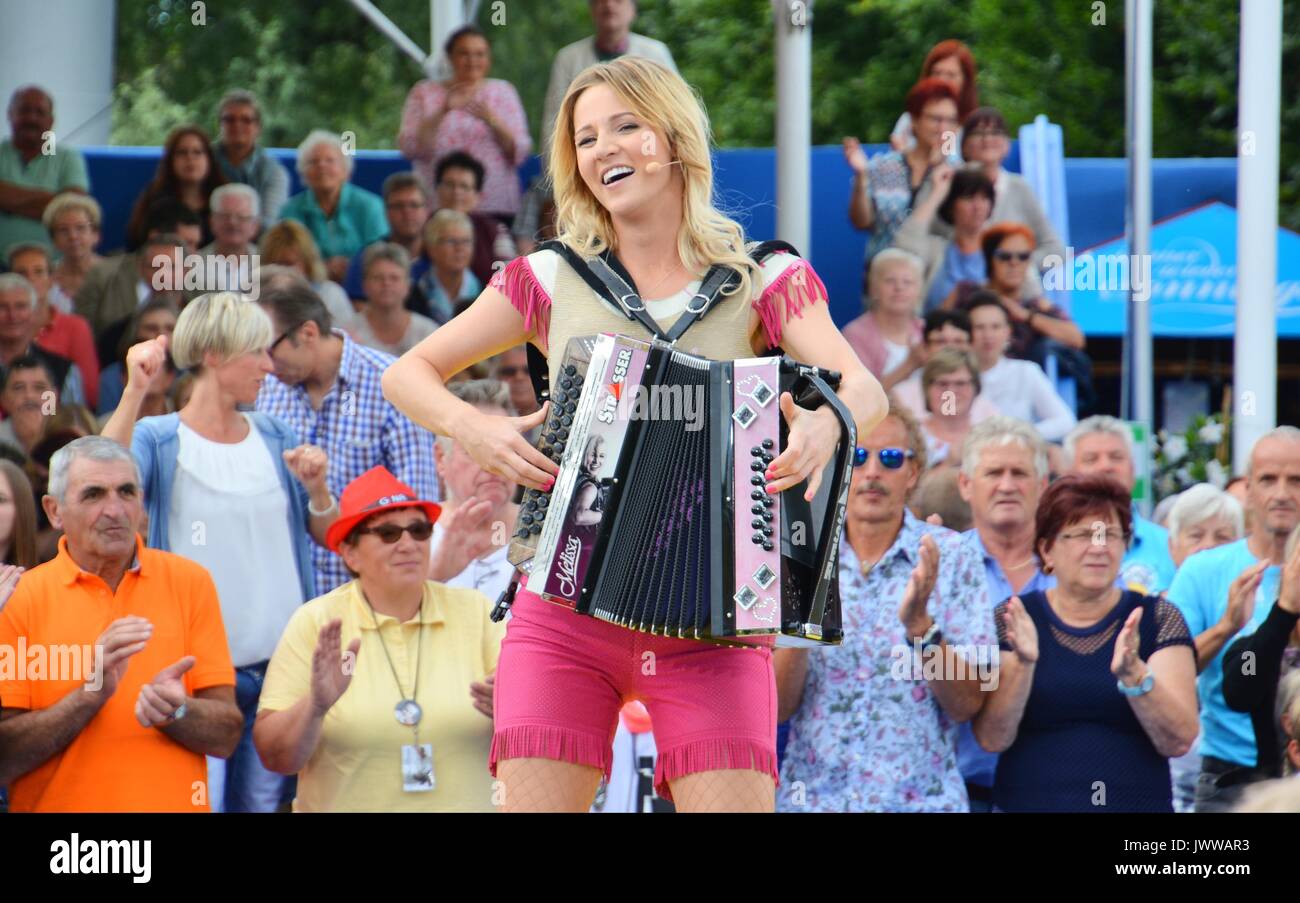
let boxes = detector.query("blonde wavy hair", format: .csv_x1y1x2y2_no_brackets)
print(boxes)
549,56,761,304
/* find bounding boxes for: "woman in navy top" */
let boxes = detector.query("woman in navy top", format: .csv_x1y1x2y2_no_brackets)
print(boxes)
973,474,1199,812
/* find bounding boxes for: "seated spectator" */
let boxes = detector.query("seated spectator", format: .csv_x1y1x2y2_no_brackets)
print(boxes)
841,248,924,382
777,398,993,811
1162,483,1246,811
973,474,1199,812
352,243,438,356
343,172,434,315
890,308,999,422
97,297,179,416
200,183,260,293
918,348,983,468
432,152,517,284
910,466,972,532
280,131,386,283
1065,416,1177,594
889,40,977,158
418,210,482,324
0,354,56,457
0,435,242,811
43,192,104,308
845,78,958,268
894,165,998,311
0,275,84,405
259,222,359,332
1223,525,1300,781
254,466,505,812
125,125,227,250
398,25,533,224
490,344,539,420
0,459,38,569
956,223,1085,357
7,242,99,408
74,198,201,360
213,89,289,228
428,379,520,596
102,293,340,813
966,292,1076,442
0,86,90,259
255,279,439,594
958,107,1066,274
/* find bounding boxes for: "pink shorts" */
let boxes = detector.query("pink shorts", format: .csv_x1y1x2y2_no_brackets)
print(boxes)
490,588,778,803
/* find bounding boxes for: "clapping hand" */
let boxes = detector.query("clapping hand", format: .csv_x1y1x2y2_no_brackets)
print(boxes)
899,533,940,638
283,445,330,497
1110,608,1147,687
1001,596,1039,665
135,655,194,728
311,619,361,716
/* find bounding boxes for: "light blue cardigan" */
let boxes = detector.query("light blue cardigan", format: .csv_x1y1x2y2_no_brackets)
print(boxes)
130,412,317,604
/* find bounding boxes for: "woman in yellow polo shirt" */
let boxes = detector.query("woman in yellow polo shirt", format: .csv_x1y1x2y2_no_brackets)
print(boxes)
254,466,505,812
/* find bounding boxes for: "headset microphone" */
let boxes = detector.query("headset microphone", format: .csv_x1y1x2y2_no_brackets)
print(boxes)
644,160,682,174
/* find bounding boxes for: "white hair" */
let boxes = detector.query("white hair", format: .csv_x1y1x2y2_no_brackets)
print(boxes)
210,182,261,218
1248,426,1300,477
296,130,353,180
1063,415,1134,467
48,436,140,503
0,273,37,310
960,415,1049,479
1166,483,1245,539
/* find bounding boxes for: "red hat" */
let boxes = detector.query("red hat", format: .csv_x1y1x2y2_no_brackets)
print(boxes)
325,466,442,553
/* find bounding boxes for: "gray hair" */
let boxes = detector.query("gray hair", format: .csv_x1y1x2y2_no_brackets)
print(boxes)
218,89,263,122
1166,483,1245,540
960,415,1049,480
296,129,353,180
361,241,411,277
210,182,261,218
1063,415,1134,468
1281,671,1300,776
0,273,37,309
1248,426,1300,476
48,436,140,503
435,379,515,451
382,171,428,203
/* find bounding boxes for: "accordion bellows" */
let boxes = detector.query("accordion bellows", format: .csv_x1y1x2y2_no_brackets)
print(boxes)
508,333,855,647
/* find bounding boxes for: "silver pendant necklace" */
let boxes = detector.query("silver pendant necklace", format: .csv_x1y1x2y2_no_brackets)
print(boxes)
362,590,425,726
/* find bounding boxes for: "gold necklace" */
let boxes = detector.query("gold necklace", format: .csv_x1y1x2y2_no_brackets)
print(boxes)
1003,555,1037,571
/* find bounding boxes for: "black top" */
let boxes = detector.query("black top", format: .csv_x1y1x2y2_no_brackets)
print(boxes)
1222,602,1300,778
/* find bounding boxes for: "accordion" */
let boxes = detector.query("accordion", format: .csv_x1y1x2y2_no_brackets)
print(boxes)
505,333,855,647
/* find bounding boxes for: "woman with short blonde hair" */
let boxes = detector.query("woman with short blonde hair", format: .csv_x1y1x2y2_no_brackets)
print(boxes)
259,220,357,330
102,292,340,813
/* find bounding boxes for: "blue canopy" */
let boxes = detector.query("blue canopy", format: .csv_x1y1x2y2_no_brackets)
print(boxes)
1067,201,1300,338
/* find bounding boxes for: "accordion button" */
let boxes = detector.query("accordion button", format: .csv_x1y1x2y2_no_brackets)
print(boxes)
515,528,528,539
521,514,533,525
750,475,764,486
762,541,774,551
750,446,762,456
750,461,764,472
751,490,764,500
561,414,573,427
553,441,565,453
557,428,569,440
564,364,577,376
537,496,549,508
565,402,577,414
554,390,567,404
560,377,573,390
751,504,765,515
751,533,765,545
751,518,765,529
548,419,562,430
762,526,773,537
530,523,542,534
545,432,557,443
762,438,775,450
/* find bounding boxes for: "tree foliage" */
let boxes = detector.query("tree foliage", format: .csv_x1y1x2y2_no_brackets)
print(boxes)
112,0,1299,225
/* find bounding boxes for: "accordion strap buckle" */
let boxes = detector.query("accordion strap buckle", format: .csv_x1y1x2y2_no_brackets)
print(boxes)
619,292,646,313
685,291,711,314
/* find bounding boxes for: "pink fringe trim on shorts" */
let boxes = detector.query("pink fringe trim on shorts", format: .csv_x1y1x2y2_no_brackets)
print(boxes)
489,723,614,779
653,736,779,804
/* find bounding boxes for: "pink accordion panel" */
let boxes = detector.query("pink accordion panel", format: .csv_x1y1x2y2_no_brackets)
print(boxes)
730,358,783,633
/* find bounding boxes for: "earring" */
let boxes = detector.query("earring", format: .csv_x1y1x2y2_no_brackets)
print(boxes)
1041,561,1054,575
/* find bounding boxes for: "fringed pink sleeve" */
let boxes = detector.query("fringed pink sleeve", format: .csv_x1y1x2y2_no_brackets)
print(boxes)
490,256,552,348
752,257,830,348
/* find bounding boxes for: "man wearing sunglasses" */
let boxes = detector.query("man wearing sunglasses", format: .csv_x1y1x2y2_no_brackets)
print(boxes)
777,400,996,812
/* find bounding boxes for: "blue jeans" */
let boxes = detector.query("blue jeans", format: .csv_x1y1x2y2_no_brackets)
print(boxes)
207,663,285,813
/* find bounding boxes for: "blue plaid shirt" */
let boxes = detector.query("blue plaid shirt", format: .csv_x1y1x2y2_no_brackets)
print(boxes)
257,331,439,594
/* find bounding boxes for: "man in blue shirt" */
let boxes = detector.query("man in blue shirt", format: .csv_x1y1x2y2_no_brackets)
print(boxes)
1065,415,1176,594
955,416,1056,809
1167,426,1300,811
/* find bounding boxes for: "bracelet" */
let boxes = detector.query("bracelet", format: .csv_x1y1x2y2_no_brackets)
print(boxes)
308,494,338,517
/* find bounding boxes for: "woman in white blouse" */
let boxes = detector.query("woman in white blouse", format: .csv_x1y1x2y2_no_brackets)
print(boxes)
102,292,340,813
966,292,1076,442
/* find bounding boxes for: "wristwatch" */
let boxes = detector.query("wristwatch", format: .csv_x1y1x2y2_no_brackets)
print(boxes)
170,702,189,723
1117,670,1155,697
918,620,945,651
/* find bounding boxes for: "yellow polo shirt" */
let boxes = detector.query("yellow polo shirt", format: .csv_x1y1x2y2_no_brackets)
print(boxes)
258,579,505,812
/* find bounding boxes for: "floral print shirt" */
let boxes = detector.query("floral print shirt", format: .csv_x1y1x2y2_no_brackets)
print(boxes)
778,510,995,812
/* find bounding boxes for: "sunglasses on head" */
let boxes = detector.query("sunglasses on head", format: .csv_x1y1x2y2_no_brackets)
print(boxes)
354,520,434,543
853,447,915,469
993,250,1032,263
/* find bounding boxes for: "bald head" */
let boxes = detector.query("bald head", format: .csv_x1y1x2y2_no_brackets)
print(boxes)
1246,428,1300,540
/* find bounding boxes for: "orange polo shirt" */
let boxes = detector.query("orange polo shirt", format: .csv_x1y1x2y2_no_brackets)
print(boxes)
0,536,235,812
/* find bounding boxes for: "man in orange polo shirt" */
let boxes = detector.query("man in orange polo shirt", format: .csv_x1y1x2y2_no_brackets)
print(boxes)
0,436,241,812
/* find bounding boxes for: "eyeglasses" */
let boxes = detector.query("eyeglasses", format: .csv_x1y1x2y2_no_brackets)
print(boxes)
220,114,257,125
853,447,915,469
386,201,427,211
269,322,303,353
993,251,1032,263
354,520,435,543
436,237,473,248
967,129,1008,140
213,212,257,223
933,378,975,392
1056,525,1129,547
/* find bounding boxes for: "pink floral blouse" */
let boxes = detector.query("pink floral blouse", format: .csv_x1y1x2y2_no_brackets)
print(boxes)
397,78,532,218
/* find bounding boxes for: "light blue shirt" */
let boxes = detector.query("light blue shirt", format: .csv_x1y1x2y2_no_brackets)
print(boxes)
955,528,1057,788
280,182,387,261
1167,538,1277,767
1121,505,1177,594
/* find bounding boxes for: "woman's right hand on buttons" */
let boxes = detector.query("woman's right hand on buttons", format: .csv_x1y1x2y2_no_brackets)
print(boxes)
456,401,558,491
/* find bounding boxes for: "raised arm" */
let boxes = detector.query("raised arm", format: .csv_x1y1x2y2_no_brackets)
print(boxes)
972,597,1039,753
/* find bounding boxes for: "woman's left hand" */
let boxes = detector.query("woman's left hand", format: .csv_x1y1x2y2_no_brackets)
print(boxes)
470,671,495,719
765,392,844,501
0,564,24,614
284,445,330,497
1110,607,1147,685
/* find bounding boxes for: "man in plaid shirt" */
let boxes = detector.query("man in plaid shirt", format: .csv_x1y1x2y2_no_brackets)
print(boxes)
256,277,438,593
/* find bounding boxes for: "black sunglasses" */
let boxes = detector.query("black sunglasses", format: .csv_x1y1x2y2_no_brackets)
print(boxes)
853,447,915,469
354,520,434,543
993,250,1032,263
